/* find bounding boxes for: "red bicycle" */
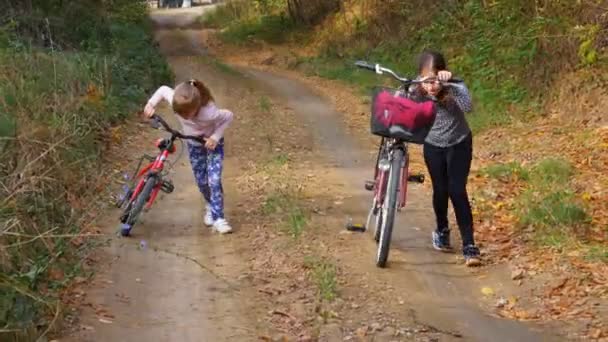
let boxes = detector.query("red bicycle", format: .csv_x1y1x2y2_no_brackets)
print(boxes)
356,61,461,267
115,114,204,237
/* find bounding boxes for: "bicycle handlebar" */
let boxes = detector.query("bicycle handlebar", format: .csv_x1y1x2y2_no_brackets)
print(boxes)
150,114,206,143
354,60,463,85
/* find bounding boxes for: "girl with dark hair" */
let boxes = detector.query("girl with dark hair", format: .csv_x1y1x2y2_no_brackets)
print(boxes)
413,50,481,266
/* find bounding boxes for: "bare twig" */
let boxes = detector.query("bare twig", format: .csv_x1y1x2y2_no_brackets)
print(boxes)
1,134,72,204
45,17,58,102
1,218,20,233
36,300,61,342
0,136,60,146
2,231,103,249
270,309,297,321
0,273,51,305
30,219,54,254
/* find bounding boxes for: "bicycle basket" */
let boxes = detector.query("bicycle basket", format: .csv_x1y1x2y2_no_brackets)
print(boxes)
370,87,436,144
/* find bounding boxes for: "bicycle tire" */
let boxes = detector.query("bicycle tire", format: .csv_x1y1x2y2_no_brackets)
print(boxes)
376,148,403,268
366,199,383,243
373,207,383,243
120,176,157,236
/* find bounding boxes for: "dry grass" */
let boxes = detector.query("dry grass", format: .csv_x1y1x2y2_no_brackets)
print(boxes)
0,2,171,337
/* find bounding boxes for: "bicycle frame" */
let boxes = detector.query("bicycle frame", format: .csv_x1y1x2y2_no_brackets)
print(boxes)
116,114,204,236
357,60,439,266
128,138,177,210
372,138,409,212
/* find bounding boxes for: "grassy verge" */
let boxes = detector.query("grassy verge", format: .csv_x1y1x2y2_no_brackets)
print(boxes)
262,190,308,239
259,149,308,239
200,1,303,45
259,176,339,305
202,0,606,133
0,1,171,339
304,256,338,302
480,158,591,252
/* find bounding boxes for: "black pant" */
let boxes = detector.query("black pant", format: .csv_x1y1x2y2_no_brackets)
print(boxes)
423,134,475,247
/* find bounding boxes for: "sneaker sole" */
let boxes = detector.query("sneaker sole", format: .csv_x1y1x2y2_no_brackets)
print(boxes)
465,258,482,267
432,244,453,253
204,216,214,227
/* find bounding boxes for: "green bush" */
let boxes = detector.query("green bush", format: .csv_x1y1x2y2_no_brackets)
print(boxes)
262,0,590,132
0,0,172,338
201,0,301,45
221,14,299,44
482,157,589,246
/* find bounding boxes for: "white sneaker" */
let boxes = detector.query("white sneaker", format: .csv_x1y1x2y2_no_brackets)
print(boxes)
213,219,233,234
204,207,214,227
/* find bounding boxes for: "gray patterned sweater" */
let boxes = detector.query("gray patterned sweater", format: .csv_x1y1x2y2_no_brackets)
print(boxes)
410,82,473,148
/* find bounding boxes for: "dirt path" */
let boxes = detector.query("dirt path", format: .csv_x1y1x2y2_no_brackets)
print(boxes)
61,6,566,342
238,68,558,342
62,6,260,342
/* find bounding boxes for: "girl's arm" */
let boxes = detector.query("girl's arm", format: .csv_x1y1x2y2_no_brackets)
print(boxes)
208,106,234,142
147,86,174,107
449,83,473,113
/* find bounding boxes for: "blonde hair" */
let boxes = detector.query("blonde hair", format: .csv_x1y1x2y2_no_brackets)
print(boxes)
172,79,214,118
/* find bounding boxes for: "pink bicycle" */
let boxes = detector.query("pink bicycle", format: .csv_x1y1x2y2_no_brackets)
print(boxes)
356,61,462,267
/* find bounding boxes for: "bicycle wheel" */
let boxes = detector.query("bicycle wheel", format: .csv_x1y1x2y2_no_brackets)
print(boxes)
366,198,383,243
374,207,383,243
376,149,403,268
120,176,157,236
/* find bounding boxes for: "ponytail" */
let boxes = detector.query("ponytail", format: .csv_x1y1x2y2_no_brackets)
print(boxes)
188,79,214,106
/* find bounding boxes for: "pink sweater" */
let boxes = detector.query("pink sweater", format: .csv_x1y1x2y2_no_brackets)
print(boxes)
147,86,234,144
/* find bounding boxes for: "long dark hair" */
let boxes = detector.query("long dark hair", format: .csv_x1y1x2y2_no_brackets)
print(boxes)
414,49,450,103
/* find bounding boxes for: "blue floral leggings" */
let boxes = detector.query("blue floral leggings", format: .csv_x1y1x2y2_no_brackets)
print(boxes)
187,140,224,220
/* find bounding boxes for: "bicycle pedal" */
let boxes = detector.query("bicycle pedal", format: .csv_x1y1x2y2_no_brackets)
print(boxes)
161,180,174,193
346,222,366,233
407,174,425,184
364,180,374,191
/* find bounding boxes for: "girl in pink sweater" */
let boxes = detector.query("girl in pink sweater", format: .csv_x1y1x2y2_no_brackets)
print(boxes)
144,79,234,234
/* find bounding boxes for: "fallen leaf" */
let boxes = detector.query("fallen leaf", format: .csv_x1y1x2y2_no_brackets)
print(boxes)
356,326,368,338
481,287,495,296
511,269,525,280
496,297,508,308
515,310,536,320
590,329,602,339
48,268,65,282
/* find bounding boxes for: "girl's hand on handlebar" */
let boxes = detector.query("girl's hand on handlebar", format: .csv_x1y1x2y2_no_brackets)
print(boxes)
205,137,218,150
437,70,452,82
144,103,156,118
